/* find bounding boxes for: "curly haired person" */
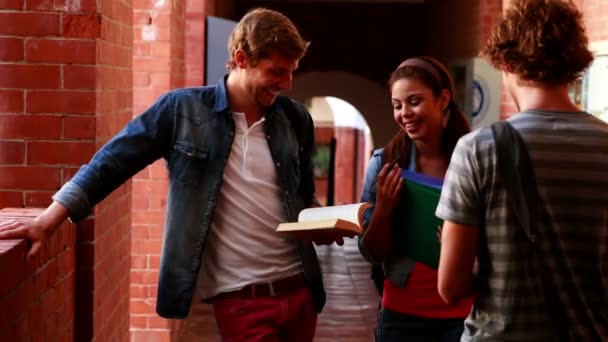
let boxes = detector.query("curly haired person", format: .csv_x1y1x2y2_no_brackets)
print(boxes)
436,1,608,341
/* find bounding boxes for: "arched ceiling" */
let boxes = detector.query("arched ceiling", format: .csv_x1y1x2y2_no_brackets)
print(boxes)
234,1,430,86
290,71,397,147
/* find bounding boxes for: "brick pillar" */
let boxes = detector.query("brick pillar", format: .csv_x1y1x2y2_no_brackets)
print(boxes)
0,0,133,341
88,2,134,341
172,0,186,89
498,0,516,119
334,127,359,205
355,128,368,200
130,0,186,341
185,0,205,86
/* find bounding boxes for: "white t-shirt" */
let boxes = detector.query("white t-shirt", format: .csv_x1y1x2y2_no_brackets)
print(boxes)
198,112,302,299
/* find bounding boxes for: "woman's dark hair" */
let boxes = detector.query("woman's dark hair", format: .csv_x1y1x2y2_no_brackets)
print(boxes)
382,56,471,167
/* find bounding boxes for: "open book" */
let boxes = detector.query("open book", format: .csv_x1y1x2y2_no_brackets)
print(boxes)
276,203,372,240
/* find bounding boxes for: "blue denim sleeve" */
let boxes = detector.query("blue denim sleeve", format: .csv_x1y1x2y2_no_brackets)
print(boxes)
53,93,175,222
358,150,383,262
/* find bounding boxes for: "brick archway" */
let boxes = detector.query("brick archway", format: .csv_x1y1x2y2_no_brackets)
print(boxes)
291,71,395,148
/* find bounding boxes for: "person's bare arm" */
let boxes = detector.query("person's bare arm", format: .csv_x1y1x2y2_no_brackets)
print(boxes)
0,201,69,261
437,220,478,304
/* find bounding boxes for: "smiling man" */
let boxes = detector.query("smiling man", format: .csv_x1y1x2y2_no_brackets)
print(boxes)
0,8,331,342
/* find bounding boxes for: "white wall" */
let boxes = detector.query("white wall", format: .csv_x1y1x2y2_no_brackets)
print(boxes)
471,57,502,128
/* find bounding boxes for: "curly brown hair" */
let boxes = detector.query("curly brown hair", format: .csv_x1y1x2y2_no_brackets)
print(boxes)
382,57,471,167
482,0,593,85
227,8,308,70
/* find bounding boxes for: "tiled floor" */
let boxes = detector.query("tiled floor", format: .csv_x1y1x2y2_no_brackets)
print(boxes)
176,238,379,342
314,238,380,341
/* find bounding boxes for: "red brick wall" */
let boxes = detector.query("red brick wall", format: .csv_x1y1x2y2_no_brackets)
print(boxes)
131,0,187,340
184,0,234,87
334,127,367,205
185,0,205,86
131,0,170,335
496,0,518,118
0,1,133,341
355,129,368,200
0,1,99,208
89,2,134,341
499,74,518,120
172,0,186,89
0,208,75,341
478,0,503,57
315,126,335,144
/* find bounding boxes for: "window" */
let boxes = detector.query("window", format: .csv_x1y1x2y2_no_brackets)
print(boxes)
582,55,608,122
313,143,331,177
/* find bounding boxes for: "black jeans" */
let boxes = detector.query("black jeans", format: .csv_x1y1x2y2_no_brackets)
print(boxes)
377,307,464,342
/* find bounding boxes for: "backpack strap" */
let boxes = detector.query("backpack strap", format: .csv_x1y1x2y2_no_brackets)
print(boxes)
491,121,538,242
491,121,569,341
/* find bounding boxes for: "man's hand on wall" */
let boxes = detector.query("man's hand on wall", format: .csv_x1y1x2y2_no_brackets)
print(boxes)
0,201,69,261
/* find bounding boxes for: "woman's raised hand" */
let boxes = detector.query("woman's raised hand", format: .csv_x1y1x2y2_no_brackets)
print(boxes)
375,162,404,214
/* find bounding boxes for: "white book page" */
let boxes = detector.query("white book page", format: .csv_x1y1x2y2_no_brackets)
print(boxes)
298,203,371,224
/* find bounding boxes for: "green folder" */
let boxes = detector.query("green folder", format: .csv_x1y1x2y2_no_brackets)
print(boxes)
392,170,443,268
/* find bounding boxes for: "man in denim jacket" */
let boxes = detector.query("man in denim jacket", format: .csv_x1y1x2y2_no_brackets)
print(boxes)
0,8,334,341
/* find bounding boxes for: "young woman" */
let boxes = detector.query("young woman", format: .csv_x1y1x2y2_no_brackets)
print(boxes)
359,56,473,341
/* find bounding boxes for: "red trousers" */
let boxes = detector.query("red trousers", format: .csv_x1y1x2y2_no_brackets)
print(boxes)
212,285,318,342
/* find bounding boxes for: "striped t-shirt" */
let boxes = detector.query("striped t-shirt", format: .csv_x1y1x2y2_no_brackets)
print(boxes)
436,110,608,341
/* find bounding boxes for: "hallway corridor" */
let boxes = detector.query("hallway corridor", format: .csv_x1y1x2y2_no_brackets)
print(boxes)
314,238,380,341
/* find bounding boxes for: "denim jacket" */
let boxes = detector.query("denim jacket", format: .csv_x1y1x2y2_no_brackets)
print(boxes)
358,148,417,287
53,77,326,318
